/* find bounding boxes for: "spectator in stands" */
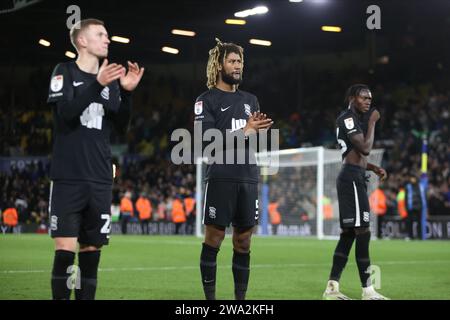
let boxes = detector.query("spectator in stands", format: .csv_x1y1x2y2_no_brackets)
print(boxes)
171,195,186,235
183,192,196,235
268,200,281,235
2,202,18,233
120,191,134,234
405,175,423,239
136,192,152,235
369,186,388,238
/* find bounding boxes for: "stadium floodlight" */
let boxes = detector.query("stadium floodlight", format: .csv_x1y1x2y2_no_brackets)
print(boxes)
225,19,246,25
253,6,269,14
111,36,130,43
321,25,342,32
249,39,272,46
162,46,179,54
38,39,50,47
65,51,76,58
171,29,196,37
234,6,269,18
289,0,304,2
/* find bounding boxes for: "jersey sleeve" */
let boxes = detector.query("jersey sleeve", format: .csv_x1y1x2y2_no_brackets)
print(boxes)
47,63,73,103
193,96,215,124
339,114,362,137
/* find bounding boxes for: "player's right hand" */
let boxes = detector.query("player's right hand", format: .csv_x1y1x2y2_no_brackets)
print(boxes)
97,59,126,87
369,109,380,123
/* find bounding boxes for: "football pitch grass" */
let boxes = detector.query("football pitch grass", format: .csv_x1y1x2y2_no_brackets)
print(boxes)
1,234,450,300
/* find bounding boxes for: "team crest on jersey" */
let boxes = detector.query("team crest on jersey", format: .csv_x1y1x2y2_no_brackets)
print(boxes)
209,207,216,219
244,104,252,116
344,117,355,130
101,87,110,100
50,75,63,92
363,211,370,222
195,101,203,115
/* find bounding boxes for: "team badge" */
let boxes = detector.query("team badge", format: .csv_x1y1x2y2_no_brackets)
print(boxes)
363,212,370,222
209,207,216,219
344,117,355,130
50,75,63,92
244,104,252,116
195,101,203,115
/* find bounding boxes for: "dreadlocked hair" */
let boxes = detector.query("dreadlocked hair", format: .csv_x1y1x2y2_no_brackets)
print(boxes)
344,84,370,104
206,38,244,89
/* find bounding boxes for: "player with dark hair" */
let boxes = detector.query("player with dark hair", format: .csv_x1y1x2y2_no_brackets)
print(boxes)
194,38,273,300
323,84,389,300
47,18,144,300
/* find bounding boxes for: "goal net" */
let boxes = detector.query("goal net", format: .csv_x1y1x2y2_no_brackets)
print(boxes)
195,147,384,239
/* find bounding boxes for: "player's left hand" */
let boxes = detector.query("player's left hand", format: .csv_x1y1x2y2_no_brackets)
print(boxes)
120,61,145,91
253,112,267,121
374,167,388,181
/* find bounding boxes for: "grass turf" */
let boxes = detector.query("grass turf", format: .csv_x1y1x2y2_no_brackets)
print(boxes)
1,234,449,300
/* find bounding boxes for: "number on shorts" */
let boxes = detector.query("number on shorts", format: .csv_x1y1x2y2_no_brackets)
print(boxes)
100,214,111,234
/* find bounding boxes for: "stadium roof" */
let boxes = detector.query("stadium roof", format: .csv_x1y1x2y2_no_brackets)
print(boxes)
0,0,449,66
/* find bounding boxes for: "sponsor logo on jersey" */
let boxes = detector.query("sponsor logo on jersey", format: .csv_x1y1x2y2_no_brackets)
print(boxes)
101,87,110,100
73,81,84,87
221,106,231,112
80,103,105,130
50,75,63,92
344,117,355,130
363,211,370,222
231,118,247,132
209,207,216,219
244,104,252,116
195,101,203,115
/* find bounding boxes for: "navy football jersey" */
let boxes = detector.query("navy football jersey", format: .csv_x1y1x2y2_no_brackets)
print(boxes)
194,87,261,183
47,61,130,184
336,108,364,160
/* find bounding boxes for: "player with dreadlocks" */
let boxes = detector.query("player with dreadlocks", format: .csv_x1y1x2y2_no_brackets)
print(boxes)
323,84,389,300
194,39,273,300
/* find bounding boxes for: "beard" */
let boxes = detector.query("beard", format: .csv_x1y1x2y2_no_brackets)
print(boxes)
221,69,242,86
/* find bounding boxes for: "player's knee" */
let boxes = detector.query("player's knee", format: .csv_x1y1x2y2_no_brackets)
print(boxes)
341,228,355,238
205,237,224,249
54,238,77,252
233,236,251,253
79,244,102,252
354,227,370,236
205,228,225,248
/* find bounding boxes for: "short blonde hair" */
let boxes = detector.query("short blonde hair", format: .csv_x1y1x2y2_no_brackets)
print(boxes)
70,18,104,50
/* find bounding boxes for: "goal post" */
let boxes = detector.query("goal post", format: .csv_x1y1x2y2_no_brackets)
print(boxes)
195,147,384,239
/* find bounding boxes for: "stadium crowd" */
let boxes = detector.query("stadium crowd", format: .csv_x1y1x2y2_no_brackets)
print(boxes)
1,64,449,234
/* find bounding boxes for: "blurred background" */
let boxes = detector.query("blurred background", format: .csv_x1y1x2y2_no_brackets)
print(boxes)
0,0,449,239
